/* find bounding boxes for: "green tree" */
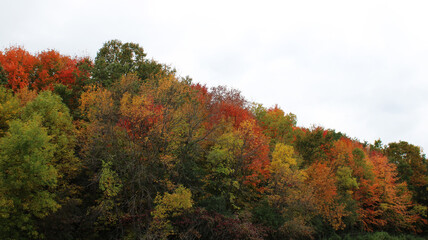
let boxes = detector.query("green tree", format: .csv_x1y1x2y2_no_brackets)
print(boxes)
385,141,428,206
0,117,59,239
252,104,296,148
92,40,146,87
92,40,171,87
294,127,340,167
21,91,80,191
19,91,81,239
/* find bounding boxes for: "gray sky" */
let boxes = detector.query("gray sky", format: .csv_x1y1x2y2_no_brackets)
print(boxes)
1,0,427,152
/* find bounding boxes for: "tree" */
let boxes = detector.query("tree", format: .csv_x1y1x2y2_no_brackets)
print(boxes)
148,186,193,239
33,50,79,90
18,91,82,239
253,104,297,147
306,162,347,231
266,143,316,239
0,47,91,95
294,126,341,167
0,117,59,239
209,86,252,129
78,74,204,238
354,153,421,232
92,40,171,87
21,91,79,190
385,141,428,206
0,46,37,91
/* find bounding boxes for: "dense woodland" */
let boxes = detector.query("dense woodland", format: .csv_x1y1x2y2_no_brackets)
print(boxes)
0,40,427,240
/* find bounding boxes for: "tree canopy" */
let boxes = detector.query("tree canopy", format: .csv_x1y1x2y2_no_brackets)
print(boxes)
0,42,426,239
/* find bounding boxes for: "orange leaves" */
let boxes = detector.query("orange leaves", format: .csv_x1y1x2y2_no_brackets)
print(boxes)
79,85,114,122
119,93,164,140
348,146,422,232
329,138,422,232
0,46,90,91
0,46,37,90
306,162,347,230
34,50,80,90
238,119,270,189
370,154,419,231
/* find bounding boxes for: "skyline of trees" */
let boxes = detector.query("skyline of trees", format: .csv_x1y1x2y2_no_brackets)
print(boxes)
0,40,426,239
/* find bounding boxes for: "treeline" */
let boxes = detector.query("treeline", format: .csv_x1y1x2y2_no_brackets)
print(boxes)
0,40,426,240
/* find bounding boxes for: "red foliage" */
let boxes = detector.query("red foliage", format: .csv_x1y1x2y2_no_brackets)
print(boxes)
117,97,164,141
34,50,82,90
190,83,210,105
239,120,271,191
0,46,90,91
0,46,37,90
209,86,252,128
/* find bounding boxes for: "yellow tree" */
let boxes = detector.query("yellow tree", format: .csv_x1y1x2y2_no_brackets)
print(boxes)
267,143,315,239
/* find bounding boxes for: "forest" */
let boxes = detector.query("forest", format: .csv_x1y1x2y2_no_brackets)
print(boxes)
0,40,427,240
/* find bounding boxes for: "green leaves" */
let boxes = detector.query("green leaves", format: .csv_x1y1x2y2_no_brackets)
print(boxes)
0,87,79,239
336,166,358,193
92,40,150,87
0,42,426,239
99,160,122,198
0,117,59,239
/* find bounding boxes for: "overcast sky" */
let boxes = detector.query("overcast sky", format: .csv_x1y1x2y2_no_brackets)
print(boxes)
1,0,427,152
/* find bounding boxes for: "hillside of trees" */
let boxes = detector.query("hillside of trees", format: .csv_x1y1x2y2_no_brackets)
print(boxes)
0,40,427,240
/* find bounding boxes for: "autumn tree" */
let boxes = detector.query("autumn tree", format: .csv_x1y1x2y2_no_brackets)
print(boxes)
294,126,342,167
0,46,37,90
2,40,427,239
306,162,348,232
78,72,212,238
353,152,422,232
148,186,193,239
0,47,91,93
265,143,316,239
209,86,252,128
253,104,297,148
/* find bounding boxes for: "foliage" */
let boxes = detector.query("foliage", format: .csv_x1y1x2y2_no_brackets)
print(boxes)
0,42,426,239
385,141,428,206
92,39,172,87
0,47,90,92
253,104,297,147
0,117,59,239
149,186,193,239
0,87,20,136
0,46,37,90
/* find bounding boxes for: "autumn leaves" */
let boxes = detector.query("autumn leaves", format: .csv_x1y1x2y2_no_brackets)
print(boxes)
0,40,426,239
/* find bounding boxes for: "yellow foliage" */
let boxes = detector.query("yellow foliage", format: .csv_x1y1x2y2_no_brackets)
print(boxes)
149,185,193,239
120,93,158,123
15,87,38,106
271,143,297,172
79,85,114,121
